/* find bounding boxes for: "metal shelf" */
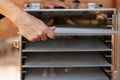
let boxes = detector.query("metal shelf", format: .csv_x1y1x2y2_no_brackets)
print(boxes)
54,27,119,36
21,8,118,80
23,53,111,68
24,8,116,12
23,38,111,52
24,68,110,80
21,28,119,38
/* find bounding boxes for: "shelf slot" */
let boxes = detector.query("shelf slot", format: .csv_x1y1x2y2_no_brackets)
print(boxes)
22,56,27,59
106,25,113,28
22,71,27,73
107,18,112,20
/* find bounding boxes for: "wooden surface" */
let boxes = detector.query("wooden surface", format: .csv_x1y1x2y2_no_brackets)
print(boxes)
115,0,120,9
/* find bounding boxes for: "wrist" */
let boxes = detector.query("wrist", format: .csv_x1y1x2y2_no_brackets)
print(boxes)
12,11,30,28
11,9,24,23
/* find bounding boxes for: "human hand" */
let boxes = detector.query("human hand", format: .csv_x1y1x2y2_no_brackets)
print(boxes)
11,0,73,9
43,0,74,9
13,11,56,42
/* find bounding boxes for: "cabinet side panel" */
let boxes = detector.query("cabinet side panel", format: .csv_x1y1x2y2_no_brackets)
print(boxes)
117,10,120,80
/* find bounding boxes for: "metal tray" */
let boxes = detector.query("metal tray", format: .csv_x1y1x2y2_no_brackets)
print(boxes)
23,38,111,52
24,68,110,80
54,27,119,36
24,8,116,12
23,53,111,68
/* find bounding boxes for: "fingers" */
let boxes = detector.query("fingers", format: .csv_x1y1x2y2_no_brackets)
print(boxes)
50,26,56,31
46,1,73,9
19,15,56,42
45,4,54,9
34,27,55,41
46,27,56,39
65,2,74,8
35,31,48,42
36,27,55,41
23,27,56,42
41,34,48,41
38,27,56,41
54,2,69,8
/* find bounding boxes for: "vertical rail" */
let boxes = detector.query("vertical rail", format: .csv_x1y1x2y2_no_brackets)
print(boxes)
20,34,22,80
117,10,120,80
112,10,118,80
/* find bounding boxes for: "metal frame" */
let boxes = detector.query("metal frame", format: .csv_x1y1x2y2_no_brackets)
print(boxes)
20,8,119,80
24,8,116,12
111,10,117,80
117,10,120,80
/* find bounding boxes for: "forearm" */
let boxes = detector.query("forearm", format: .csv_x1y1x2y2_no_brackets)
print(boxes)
0,0,52,21
0,0,23,22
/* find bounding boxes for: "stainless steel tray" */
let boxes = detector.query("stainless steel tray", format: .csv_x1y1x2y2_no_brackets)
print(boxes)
54,27,119,36
23,38,111,52
24,68,110,80
24,8,116,12
23,53,111,68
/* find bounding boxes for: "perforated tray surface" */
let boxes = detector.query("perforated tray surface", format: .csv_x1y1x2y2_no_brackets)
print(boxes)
24,68,110,80
23,53,111,68
23,38,111,52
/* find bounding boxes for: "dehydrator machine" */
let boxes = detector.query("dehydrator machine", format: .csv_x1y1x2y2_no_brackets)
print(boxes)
14,8,120,80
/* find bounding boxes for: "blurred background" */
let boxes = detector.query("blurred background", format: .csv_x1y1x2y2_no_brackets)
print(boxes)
0,0,119,80
0,18,20,80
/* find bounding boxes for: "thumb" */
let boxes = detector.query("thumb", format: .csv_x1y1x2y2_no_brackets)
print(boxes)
47,27,56,39
50,26,56,31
